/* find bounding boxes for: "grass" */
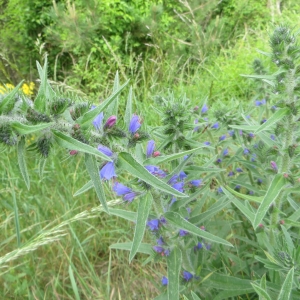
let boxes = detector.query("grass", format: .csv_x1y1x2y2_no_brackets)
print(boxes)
0,146,165,299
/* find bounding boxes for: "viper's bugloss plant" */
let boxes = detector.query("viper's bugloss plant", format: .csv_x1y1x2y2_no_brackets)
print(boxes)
2,26,300,299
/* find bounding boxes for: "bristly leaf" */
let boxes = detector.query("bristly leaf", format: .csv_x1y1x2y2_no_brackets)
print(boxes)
52,130,112,160
106,71,120,117
167,247,182,300
17,137,30,190
0,80,24,114
125,86,133,129
12,122,54,135
250,283,272,300
118,152,187,198
278,267,294,300
129,192,153,262
84,153,108,213
253,174,286,228
77,79,130,128
73,180,93,197
164,212,233,247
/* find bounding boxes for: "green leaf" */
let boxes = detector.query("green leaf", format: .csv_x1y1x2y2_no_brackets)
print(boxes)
12,121,54,135
129,193,153,262
253,174,285,228
251,282,272,300
68,265,80,300
144,146,212,165
17,137,30,190
191,291,202,300
108,208,137,222
278,267,294,300
254,108,289,134
0,80,24,113
52,130,112,160
224,184,263,203
84,154,108,213
109,242,152,255
229,125,259,131
184,166,226,173
222,187,255,223
73,180,93,197
118,152,187,198
164,212,233,247
77,79,130,127
125,86,133,129
106,71,120,117
167,247,182,300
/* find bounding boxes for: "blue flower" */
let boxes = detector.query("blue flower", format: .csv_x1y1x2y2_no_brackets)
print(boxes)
129,115,141,134
201,104,208,114
216,158,222,164
172,182,184,193
228,171,235,177
228,130,234,137
100,162,116,180
248,133,255,138
255,99,266,106
190,179,202,187
168,174,179,185
93,112,104,130
270,134,276,140
234,185,241,191
161,276,168,286
236,168,243,173
243,148,250,155
179,171,187,181
164,249,170,256
97,145,113,157
113,182,131,195
194,242,203,251
153,246,164,253
217,187,223,194
145,165,166,178
183,271,193,281
179,229,188,236
251,154,257,162
146,140,155,158
211,122,219,129
123,192,137,203
147,219,160,231
204,141,211,146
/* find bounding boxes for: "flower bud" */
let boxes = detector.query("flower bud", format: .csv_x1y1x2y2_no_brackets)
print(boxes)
105,115,117,128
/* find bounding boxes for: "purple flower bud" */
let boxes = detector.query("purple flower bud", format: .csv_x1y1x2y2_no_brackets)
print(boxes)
190,179,202,187
204,141,211,146
162,276,168,286
195,242,203,250
219,135,226,141
228,130,234,137
223,148,229,156
183,271,193,281
205,244,211,250
235,185,241,191
243,148,250,155
104,115,117,128
249,190,254,195
123,192,137,203
201,104,208,114
270,161,278,171
160,216,167,224
217,187,223,193
93,112,104,130
147,219,160,231
194,126,200,132
69,150,78,156
248,133,255,138
156,236,164,245
251,154,257,162
270,134,276,140
216,158,222,164
236,168,243,172
211,122,219,129
228,171,235,177
100,162,116,180
164,249,170,256
179,229,188,236
129,115,141,134
168,174,179,185
146,140,155,158
153,151,160,157
97,145,113,157
255,99,266,106
239,130,243,136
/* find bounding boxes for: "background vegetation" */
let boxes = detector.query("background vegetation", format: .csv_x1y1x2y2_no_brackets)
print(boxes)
1,0,300,299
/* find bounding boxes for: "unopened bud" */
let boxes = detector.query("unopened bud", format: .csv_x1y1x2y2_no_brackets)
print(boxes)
70,150,78,156
105,115,117,128
153,151,161,157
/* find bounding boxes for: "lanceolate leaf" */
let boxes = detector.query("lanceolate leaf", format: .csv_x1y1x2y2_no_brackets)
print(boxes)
129,193,153,262
254,108,289,134
77,79,130,127
52,130,112,161
118,152,187,198
106,71,120,117
17,137,30,190
73,180,93,197
144,146,212,165
251,283,272,300
108,208,137,222
12,121,54,135
278,267,294,300
84,154,108,213
0,80,24,113
253,174,285,228
167,247,182,300
110,242,152,255
224,184,263,203
124,86,133,129
164,212,233,247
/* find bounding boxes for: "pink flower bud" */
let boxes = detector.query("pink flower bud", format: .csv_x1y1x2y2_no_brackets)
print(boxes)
70,150,78,155
105,115,117,128
153,151,161,157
